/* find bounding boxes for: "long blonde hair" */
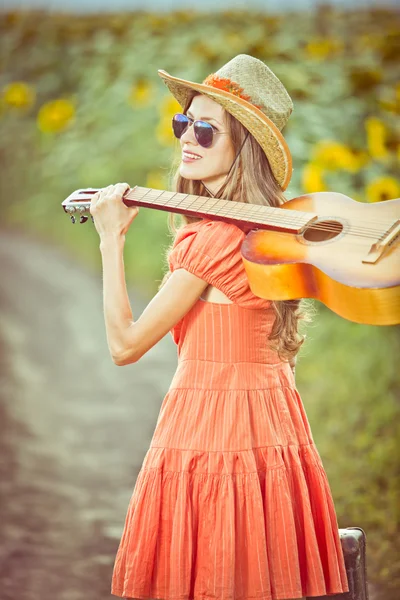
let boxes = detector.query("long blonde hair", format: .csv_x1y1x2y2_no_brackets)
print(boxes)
158,91,314,362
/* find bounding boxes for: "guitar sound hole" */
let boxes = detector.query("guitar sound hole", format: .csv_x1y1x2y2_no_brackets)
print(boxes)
302,219,343,242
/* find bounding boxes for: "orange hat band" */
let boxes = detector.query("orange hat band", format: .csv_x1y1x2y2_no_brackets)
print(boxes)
202,74,262,110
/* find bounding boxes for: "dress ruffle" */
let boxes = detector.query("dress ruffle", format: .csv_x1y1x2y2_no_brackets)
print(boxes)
111,441,348,599
112,383,349,599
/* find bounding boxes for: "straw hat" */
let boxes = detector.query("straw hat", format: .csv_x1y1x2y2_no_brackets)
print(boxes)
158,54,294,191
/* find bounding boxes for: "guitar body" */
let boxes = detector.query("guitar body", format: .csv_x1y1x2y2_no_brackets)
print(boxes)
241,193,400,325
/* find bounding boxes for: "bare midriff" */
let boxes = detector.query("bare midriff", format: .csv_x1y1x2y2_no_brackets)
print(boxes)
199,285,234,304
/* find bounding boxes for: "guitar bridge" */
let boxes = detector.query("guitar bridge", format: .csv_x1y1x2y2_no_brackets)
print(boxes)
362,219,400,264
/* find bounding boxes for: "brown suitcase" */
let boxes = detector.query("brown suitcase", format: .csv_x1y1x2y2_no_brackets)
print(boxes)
307,526,368,600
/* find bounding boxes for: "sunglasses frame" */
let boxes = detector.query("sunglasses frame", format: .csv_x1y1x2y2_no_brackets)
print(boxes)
172,113,229,148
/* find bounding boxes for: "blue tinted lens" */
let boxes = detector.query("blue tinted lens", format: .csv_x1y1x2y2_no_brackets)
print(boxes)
172,113,214,147
172,114,189,138
194,120,214,147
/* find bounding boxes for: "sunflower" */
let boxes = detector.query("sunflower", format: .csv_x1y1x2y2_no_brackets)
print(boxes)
312,141,364,173
146,169,167,191
366,175,400,203
156,95,181,146
301,163,327,193
37,98,75,134
365,116,390,160
305,37,344,60
129,78,153,107
3,81,36,110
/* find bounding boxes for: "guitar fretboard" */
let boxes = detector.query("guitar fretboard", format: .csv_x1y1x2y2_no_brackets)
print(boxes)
126,186,316,234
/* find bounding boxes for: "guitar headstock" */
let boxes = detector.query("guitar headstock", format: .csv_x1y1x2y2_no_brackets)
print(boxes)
62,188,101,224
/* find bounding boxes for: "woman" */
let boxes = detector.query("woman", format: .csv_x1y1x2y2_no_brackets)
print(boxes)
90,54,349,600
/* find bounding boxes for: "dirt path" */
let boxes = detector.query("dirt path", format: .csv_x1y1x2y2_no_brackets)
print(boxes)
0,227,177,600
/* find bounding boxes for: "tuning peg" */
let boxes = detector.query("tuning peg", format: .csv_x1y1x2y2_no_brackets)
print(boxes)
70,215,76,224
80,215,89,224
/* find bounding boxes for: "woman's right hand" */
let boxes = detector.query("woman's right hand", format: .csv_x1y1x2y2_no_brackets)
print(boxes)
90,183,139,238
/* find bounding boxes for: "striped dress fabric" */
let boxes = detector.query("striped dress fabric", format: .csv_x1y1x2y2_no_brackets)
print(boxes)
111,218,350,600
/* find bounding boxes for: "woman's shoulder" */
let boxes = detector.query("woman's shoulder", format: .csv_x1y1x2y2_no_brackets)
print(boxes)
169,217,272,309
168,217,245,272
175,217,245,239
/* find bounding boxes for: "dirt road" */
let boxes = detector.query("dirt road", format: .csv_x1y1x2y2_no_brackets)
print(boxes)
0,227,177,600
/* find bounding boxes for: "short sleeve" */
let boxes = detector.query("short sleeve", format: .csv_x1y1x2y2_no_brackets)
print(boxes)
168,218,251,303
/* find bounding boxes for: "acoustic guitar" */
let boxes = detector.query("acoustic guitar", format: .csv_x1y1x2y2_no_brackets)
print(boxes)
62,186,400,326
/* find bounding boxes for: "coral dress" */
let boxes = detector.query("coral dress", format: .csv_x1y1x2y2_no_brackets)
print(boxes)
111,218,349,600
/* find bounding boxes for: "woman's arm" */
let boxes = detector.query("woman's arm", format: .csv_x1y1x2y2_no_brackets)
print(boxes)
99,233,133,362
99,233,209,365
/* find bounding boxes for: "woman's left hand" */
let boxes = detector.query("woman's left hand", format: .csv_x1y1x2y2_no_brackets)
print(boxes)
90,183,140,238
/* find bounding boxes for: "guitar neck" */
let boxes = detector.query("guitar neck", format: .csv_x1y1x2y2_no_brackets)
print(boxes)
125,186,317,234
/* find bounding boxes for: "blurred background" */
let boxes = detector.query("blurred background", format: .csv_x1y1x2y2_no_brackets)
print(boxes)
0,1,399,599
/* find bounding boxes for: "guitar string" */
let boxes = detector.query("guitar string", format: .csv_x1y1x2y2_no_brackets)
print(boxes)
123,204,392,236
81,196,393,241
126,187,398,228
81,190,398,240
82,193,392,241
94,186,396,233
125,190,397,233
161,206,392,238
122,193,396,240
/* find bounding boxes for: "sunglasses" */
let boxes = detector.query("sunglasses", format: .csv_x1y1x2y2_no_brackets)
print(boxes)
172,113,229,148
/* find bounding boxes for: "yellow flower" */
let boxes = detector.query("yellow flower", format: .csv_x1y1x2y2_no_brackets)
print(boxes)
156,95,181,146
366,176,400,203
305,37,344,60
129,78,153,107
311,141,365,173
3,81,36,109
365,117,390,161
37,99,75,134
301,163,327,193
159,95,181,121
146,169,167,191
348,149,371,170
156,118,177,146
